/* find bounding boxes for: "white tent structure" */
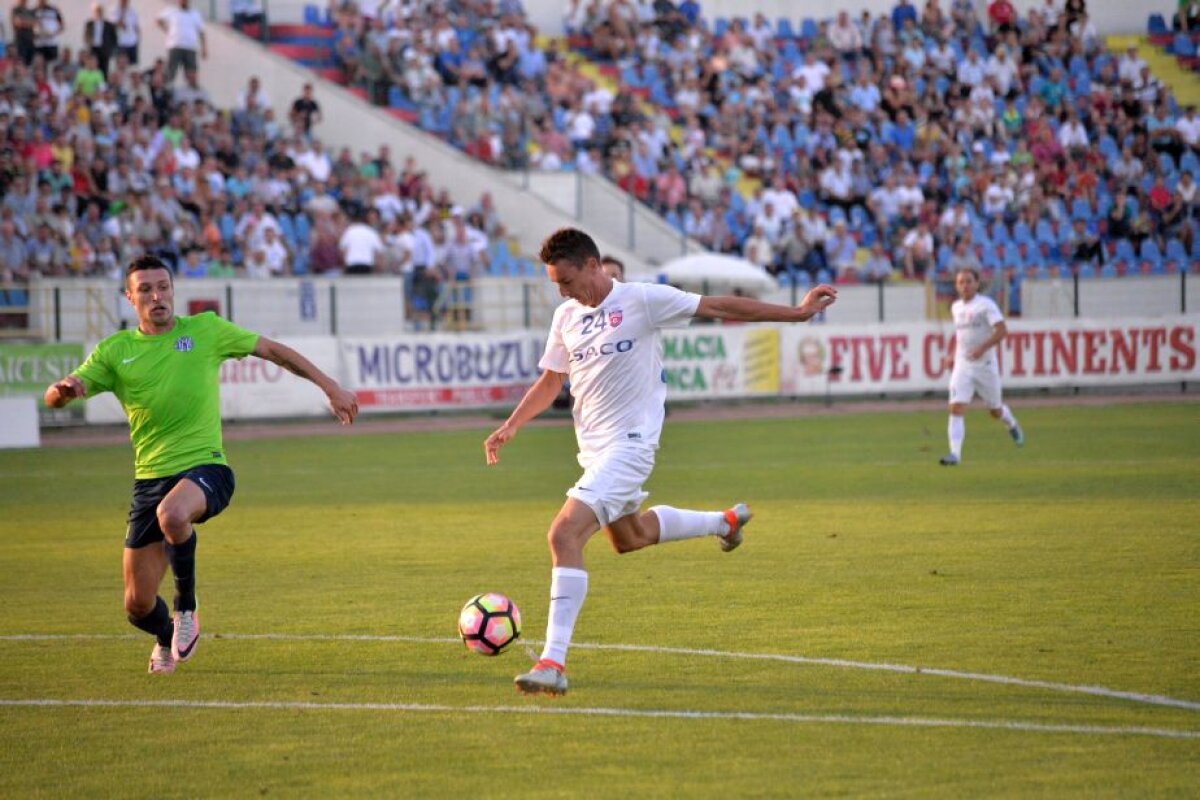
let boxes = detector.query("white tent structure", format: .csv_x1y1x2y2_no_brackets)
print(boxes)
638,254,779,296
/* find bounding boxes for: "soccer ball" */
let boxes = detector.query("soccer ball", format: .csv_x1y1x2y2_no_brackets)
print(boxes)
458,593,522,656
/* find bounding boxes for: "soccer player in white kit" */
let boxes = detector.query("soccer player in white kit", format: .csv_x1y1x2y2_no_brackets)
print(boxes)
484,228,837,695
940,267,1024,466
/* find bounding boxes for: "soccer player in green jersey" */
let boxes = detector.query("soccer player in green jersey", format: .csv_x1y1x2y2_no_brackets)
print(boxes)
44,255,359,674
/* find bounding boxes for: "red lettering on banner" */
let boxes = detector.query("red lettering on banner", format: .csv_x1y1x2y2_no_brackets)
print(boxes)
1109,328,1138,373
1032,331,1048,375
1049,331,1078,375
864,337,885,381
1170,326,1196,371
828,337,850,381
1142,328,1167,372
885,336,910,379
1082,330,1107,374
826,336,910,382
923,333,948,379
1006,331,1030,376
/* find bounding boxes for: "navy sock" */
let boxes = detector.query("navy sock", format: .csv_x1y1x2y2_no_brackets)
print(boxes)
129,596,174,647
165,530,198,612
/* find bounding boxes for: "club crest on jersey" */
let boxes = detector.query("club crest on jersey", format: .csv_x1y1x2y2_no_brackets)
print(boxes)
175,336,194,352
608,307,623,328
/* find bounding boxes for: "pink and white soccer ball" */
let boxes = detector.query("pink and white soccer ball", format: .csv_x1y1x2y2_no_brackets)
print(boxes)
458,593,522,656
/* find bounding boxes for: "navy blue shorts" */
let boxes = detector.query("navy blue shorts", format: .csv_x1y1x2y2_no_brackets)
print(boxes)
125,464,236,549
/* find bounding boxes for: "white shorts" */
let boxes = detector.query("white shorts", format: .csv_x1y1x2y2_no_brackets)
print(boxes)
566,443,655,528
949,364,1003,408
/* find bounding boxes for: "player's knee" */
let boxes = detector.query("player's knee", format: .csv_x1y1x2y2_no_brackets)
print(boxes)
988,407,1002,418
609,535,638,555
124,591,154,619
546,525,577,557
156,502,190,535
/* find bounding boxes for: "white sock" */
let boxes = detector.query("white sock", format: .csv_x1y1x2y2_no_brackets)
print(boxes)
998,404,1018,429
540,567,588,667
651,505,728,543
948,415,965,458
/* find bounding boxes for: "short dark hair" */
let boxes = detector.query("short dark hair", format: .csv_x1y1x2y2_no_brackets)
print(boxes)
539,227,600,269
126,254,172,281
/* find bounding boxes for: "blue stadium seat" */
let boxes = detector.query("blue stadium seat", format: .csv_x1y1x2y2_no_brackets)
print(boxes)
1114,239,1136,263
1013,220,1033,244
713,17,730,37
1140,239,1163,263
776,18,795,39
1148,14,1168,35
1035,219,1057,246
1166,238,1188,263
1174,34,1196,57
1070,198,1092,221
1099,263,1117,278
800,18,818,40
815,268,833,284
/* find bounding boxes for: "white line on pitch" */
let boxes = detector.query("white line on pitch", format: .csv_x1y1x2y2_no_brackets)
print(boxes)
1,698,1197,740
2,632,1197,713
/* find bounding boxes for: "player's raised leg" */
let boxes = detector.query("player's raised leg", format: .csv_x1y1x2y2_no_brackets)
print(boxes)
605,503,753,553
515,499,597,696
158,478,208,662
124,545,175,674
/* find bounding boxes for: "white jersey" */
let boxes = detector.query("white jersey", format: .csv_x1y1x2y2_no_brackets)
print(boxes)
952,294,1004,371
540,281,700,455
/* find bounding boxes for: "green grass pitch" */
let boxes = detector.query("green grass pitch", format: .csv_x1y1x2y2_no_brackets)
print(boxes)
0,401,1197,797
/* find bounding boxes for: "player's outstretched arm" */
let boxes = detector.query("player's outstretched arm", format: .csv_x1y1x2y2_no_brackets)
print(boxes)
253,337,359,424
485,369,565,465
44,375,86,408
695,284,838,323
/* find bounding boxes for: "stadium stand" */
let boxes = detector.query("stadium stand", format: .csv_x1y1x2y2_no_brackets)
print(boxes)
0,5,530,331
249,0,1200,305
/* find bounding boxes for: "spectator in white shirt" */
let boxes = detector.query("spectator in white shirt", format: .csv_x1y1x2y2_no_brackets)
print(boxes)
901,222,934,277
761,175,800,219
742,223,775,269
260,225,290,276
793,53,831,93
1117,45,1147,84
110,0,140,65
956,49,986,89
339,213,385,275
830,11,863,56
1175,106,1200,148
1057,112,1089,152
985,46,1020,96
895,172,925,210
752,201,786,245
157,0,207,85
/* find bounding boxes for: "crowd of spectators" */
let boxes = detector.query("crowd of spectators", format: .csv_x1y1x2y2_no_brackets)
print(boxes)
1,0,513,330
324,0,1199,288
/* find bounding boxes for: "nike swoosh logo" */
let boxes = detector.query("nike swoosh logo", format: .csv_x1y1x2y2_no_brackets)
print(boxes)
195,477,212,491
550,596,570,601
121,355,141,365
575,486,590,491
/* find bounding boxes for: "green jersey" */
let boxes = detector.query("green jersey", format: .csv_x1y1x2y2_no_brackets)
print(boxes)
73,312,259,479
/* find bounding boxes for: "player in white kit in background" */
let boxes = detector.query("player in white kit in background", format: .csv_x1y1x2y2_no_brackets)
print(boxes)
484,228,838,695
940,267,1025,466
